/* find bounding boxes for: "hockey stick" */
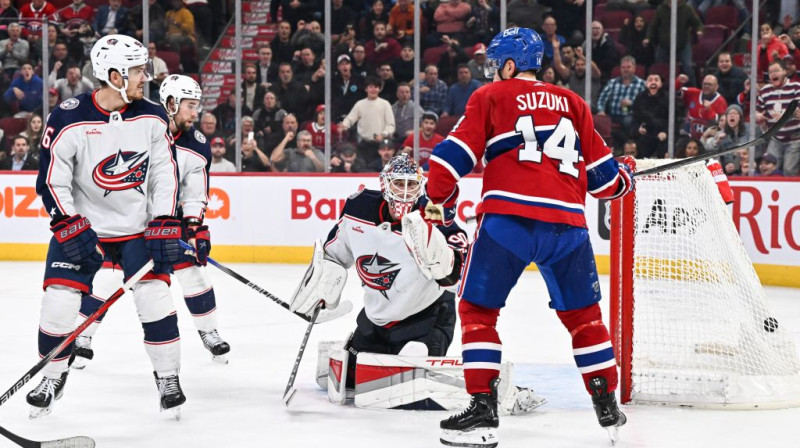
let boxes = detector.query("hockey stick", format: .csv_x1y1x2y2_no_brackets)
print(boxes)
283,303,322,407
634,99,798,177
0,260,154,448
177,240,352,324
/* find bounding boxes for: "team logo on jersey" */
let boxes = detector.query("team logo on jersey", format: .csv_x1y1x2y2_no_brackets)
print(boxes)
194,130,206,144
92,150,150,196
60,98,80,110
355,253,400,298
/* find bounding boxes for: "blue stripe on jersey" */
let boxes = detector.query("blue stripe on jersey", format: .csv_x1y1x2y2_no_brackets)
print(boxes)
485,134,524,163
483,194,584,215
586,157,620,192
574,347,615,368
463,348,502,364
432,139,476,178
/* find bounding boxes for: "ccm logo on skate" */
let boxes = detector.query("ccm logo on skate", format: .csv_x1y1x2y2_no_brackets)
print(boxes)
0,186,49,218
51,262,81,270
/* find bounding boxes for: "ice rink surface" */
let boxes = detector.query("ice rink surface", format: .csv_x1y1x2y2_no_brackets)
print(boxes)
0,261,799,448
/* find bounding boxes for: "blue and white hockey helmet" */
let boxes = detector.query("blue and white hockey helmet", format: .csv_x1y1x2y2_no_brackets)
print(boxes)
160,74,203,116
485,27,543,79
380,154,426,219
91,34,152,103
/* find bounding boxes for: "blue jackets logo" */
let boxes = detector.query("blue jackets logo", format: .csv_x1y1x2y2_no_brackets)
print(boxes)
92,150,150,196
356,253,400,299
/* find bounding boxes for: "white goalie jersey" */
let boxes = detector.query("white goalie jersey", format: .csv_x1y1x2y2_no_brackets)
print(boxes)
323,189,468,326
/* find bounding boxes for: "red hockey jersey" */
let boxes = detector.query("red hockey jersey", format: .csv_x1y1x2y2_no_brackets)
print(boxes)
427,77,626,228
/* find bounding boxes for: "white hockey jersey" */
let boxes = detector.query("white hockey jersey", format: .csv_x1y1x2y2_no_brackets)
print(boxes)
173,127,211,221
36,91,178,238
323,189,468,326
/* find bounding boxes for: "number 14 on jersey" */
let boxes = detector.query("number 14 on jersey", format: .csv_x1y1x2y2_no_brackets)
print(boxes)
515,116,580,178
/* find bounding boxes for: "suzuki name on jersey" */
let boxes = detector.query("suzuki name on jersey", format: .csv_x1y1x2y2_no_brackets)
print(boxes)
516,91,569,113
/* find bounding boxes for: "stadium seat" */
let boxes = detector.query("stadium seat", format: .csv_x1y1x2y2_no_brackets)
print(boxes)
599,11,633,30
85,0,108,8
423,45,448,67
436,115,459,137
638,9,656,23
605,28,621,42
704,6,737,30
158,50,181,75
702,25,729,42
693,38,723,69
648,62,683,81
0,117,28,141
593,113,613,144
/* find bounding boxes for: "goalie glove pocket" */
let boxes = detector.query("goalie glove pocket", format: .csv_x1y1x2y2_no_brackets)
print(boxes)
402,211,455,280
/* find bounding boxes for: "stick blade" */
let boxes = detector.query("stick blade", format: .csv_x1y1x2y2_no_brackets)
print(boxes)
41,436,96,448
283,387,297,407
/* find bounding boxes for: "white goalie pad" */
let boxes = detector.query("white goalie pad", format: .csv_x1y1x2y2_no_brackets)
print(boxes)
290,239,348,316
401,211,454,280
327,348,349,405
316,339,347,389
352,353,545,414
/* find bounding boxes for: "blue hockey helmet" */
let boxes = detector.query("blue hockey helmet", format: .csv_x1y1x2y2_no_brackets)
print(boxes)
485,27,543,78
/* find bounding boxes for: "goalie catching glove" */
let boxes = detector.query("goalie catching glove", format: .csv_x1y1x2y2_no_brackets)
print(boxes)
402,210,455,281
290,239,348,317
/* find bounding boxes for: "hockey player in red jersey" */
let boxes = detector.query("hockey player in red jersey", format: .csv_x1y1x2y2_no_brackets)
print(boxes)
427,28,635,447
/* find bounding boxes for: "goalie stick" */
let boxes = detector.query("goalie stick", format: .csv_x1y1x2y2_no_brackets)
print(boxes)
0,260,154,448
283,303,323,407
634,99,798,177
177,240,352,324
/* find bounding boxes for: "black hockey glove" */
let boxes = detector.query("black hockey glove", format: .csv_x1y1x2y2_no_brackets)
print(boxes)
50,214,104,268
145,217,182,269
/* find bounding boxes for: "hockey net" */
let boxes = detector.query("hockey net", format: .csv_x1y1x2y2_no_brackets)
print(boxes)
609,159,800,409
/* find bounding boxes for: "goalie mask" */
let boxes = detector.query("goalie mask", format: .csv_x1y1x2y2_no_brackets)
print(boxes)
380,154,426,219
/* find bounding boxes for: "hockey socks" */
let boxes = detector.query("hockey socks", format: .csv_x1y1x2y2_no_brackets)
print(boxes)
556,303,618,395
459,300,502,395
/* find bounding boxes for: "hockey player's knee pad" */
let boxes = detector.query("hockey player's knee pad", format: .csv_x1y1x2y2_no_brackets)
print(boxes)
40,285,82,335
458,299,500,332
174,265,212,296
133,279,176,323
556,302,603,336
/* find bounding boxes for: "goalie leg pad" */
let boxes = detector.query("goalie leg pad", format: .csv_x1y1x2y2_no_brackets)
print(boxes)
316,339,348,389
328,348,349,405
290,239,347,316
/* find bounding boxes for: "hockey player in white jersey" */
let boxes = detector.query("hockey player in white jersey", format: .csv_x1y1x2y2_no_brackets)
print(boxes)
30,34,185,418
71,74,231,367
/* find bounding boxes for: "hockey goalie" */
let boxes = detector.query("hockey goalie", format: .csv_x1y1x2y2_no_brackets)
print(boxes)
289,155,545,415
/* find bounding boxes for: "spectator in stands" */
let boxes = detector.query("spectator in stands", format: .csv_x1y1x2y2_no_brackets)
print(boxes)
131,0,166,44
333,23,358,57
0,23,29,81
209,137,236,172
392,82,423,142
332,54,365,121
366,138,396,171
30,24,63,67
186,0,213,48
623,140,638,157
783,53,800,82
20,113,43,159
351,44,373,80
365,21,401,67
644,0,703,87
3,62,43,115
241,63,267,114
332,0,357,35
166,0,196,51
229,116,271,172
360,0,390,41
539,15,565,66
53,64,93,101
701,112,728,152
713,52,748,105
253,91,288,139
717,105,757,173
680,138,705,158
47,43,75,83
214,94,251,137
540,66,562,86
588,21,619,84
271,129,325,172
432,0,472,46
418,64,448,115
94,0,132,37
0,136,37,171
19,0,57,36
443,64,480,117
330,142,367,173
270,62,312,121
465,0,499,46
306,104,339,150
756,60,800,176
467,43,491,84
33,88,60,118
388,0,414,43
677,73,728,140
632,73,669,158
597,56,646,143
255,45,278,90
757,23,789,84
506,0,548,31
554,43,601,107
200,112,223,145
148,42,170,101
621,14,654,70
270,0,311,33
263,112,299,156
271,21,295,64
339,76,395,159
291,19,325,56
293,47,319,85
401,110,444,170
0,1,19,40
757,153,784,176
60,0,95,39
540,0,583,43
392,44,416,83
438,35,469,85
377,63,398,104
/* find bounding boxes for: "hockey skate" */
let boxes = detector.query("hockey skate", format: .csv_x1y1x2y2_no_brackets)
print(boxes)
589,376,627,446
26,371,69,419
440,378,500,448
199,329,231,364
70,335,94,370
154,372,186,421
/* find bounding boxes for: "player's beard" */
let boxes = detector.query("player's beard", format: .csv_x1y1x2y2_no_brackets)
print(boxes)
126,82,145,101
178,118,193,132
